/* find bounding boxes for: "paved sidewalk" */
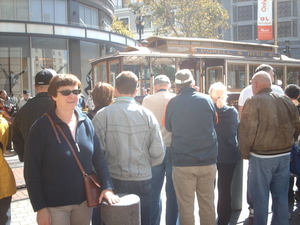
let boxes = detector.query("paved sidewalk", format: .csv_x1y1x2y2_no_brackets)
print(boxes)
5,155,36,225
5,154,300,225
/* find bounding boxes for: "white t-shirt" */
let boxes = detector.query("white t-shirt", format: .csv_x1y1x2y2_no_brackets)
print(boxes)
238,84,284,106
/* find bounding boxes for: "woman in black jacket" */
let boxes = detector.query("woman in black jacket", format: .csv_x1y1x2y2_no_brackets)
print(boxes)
209,82,240,225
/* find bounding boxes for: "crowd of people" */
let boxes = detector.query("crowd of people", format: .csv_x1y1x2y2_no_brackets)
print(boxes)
0,64,300,225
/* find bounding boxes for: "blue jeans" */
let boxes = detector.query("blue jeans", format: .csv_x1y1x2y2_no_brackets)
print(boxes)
151,148,179,225
111,178,151,225
248,154,290,225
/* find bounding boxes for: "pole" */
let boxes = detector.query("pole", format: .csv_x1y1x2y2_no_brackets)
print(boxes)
274,0,278,52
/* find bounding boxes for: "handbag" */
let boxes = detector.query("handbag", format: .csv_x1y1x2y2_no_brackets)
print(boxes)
45,113,101,207
290,143,300,176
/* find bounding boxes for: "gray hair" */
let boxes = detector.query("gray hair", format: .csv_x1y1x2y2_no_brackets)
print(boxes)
154,75,171,85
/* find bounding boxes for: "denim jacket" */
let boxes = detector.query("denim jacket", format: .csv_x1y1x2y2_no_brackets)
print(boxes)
92,97,165,181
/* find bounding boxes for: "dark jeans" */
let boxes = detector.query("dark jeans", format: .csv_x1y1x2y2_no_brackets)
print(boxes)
217,162,237,225
0,196,12,225
111,177,151,225
150,148,178,225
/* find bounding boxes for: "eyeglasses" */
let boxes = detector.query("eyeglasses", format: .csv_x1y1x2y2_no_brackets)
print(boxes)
57,89,81,96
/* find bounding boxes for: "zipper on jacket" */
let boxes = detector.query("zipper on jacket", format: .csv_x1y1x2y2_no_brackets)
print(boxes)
75,143,80,152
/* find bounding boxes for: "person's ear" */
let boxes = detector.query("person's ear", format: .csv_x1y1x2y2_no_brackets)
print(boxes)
133,89,138,97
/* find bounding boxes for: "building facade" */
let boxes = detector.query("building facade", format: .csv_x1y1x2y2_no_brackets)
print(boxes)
220,0,300,59
0,0,138,100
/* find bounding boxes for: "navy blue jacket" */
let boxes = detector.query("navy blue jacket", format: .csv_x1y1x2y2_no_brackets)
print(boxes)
24,108,113,212
215,105,240,164
165,87,218,166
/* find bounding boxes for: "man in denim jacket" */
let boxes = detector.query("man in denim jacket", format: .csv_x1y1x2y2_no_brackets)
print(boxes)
92,71,165,225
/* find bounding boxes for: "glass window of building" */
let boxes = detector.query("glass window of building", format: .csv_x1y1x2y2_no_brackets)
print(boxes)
80,41,100,95
29,0,66,24
43,0,55,23
0,36,30,98
55,0,67,24
79,4,99,29
120,18,129,27
30,0,42,22
16,0,29,21
113,0,122,9
0,1,15,20
31,37,68,75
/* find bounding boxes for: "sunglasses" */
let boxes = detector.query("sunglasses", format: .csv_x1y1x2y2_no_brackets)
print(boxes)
57,89,81,96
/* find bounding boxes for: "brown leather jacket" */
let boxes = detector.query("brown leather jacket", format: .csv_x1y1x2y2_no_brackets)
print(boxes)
238,88,300,159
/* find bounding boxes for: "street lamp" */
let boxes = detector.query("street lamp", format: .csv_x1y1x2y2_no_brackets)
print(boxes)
135,11,144,41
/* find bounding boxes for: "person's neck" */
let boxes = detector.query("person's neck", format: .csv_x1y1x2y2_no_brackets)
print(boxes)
291,99,299,106
116,93,135,98
55,107,76,125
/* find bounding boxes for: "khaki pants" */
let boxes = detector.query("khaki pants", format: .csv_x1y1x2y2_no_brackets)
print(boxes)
172,164,216,225
47,201,92,225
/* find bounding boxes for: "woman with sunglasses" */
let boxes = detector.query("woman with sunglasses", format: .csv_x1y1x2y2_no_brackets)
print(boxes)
24,74,119,225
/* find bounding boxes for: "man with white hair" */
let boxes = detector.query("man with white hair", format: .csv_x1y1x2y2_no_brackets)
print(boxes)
239,71,300,225
142,75,178,225
165,69,218,225
13,69,57,162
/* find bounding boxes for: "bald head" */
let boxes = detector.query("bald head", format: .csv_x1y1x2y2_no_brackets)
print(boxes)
251,71,272,95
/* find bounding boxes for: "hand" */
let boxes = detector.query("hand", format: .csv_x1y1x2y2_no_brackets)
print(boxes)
99,189,120,205
37,208,51,225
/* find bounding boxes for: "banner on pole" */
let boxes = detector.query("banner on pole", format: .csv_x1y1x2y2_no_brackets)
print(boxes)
257,0,273,40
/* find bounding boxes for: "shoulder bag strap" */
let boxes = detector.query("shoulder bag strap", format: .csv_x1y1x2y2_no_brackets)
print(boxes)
45,113,88,177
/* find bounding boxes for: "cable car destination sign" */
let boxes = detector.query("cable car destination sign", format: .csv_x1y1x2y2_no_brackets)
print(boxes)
196,48,280,58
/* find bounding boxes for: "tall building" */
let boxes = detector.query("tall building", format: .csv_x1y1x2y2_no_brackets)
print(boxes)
0,0,138,99
114,0,299,59
220,0,300,59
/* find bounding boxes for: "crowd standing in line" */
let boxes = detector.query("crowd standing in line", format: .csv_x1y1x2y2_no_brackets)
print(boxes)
3,64,300,225
142,75,179,225
92,71,165,225
209,82,240,225
24,74,119,225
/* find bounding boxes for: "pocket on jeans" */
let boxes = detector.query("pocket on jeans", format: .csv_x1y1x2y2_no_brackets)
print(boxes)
139,179,152,193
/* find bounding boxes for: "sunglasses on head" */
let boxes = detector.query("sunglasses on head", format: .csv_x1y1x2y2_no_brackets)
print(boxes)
58,89,81,96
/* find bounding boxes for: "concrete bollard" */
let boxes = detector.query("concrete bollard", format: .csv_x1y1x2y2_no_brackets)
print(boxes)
101,193,141,225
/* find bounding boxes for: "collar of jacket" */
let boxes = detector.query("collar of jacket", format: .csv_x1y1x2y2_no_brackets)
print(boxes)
114,96,135,103
46,107,86,124
256,87,273,95
177,86,197,95
27,92,50,102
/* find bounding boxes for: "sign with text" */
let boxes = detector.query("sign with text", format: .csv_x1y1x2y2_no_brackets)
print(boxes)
257,0,273,40
196,48,280,58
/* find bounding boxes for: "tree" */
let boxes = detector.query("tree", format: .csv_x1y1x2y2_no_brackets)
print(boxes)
110,16,134,38
129,0,230,39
